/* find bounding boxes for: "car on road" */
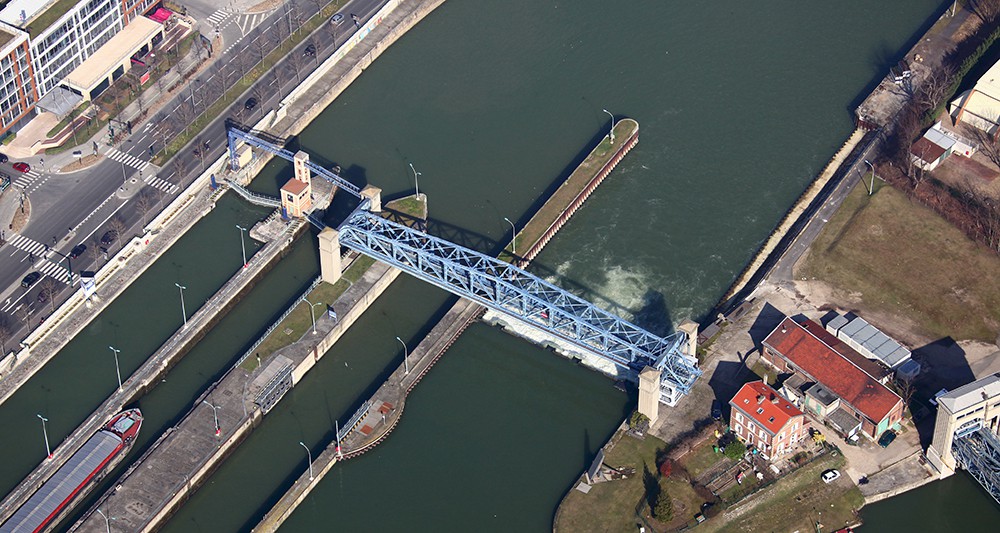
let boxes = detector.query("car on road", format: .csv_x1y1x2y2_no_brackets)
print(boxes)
69,243,87,258
37,289,48,305
303,43,316,57
21,272,40,288
330,13,344,25
100,230,117,246
711,399,722,421
878,429,897,448
0,152,8,163
821,469,841,483
13,162,30,173
244,97,258,111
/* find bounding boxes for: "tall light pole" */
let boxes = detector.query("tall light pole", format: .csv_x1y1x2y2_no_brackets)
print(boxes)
120,162,127,188
299,441,314,481
108,345,123,393
96,508,112,533
396,336,409,375
602,109,615,144
202,400,221,436
503,217,516,255
408,162,421,200
863,159,876,196
236,224,249,268
175,283,188,327
303,297,323,334
38,414,52,459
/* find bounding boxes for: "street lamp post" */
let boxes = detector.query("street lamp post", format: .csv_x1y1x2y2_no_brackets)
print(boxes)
38,414,52,459
396,336,409,375
202,400,221,436
863,159,876,196
408,162,421,200
303,297,323,334
503,217,516,255
299,441,314,481
120,162,127,189
236,224,249,268
602,109,615,144
108,345,123,392
175,283,188,327
96,509,112,533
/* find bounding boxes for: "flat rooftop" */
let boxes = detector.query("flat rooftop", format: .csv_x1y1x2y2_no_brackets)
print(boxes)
63,16,161,92
938,373,1000,414
0,0,73,37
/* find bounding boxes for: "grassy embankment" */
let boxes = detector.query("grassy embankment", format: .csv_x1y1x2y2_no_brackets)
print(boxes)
240,255,376,371
800,179,1000,341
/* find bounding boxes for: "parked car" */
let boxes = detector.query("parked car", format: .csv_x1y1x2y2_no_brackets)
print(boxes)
21,271,40,288
330,13,344,25
12,162,30,173
711,399,722,421
878,430,897,448
100,230,117,246
303,43,316,57
0,152,8,163
37,289,48,305
69,243,87,258
821,469,841,483
244,97,258,111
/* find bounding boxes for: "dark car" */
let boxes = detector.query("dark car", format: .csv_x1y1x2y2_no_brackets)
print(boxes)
37,289,48,305
878,430,897,448
100,230,117,246
69,243,87,258
330,13,344,25
21,271,40,288
0,152,8,163
244,97,258,111
13,162,30,173
711,399,722,421
303,43,316,57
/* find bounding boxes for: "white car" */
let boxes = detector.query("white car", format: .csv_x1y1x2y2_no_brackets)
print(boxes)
821,469,841,483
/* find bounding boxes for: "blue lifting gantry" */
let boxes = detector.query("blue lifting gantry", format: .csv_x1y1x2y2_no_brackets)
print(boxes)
226,125,701,400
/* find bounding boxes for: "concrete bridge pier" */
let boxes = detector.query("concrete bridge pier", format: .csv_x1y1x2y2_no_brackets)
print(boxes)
361,185,381,212
319,228,343,284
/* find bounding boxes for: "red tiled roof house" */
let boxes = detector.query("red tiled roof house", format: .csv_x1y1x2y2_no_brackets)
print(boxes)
762,316,904,440
729,381,809,460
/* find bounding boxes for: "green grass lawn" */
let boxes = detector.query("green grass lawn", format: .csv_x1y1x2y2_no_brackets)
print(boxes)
678,439,729,479
800,181,1000,341
703,453,862,533
554,432,665,533
384,196,427,220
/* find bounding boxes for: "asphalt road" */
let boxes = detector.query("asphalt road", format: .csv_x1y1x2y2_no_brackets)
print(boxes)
0,0,384,347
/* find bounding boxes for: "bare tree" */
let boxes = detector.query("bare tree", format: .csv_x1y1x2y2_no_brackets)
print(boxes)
0,318,11,356
108,217,128,252
38,278,58,313
914,66,955,116
16,302,30,330
890,106,923,168
171,157,188,183
970,0,1000,23
908,140,932,190
136,191,154,226
288,49,305,84
90,236,104,263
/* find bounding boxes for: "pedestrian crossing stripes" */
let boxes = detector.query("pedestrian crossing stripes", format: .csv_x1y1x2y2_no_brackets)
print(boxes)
107,147,150,172
144,174,179,195
24,169,41,178
37,259,72,285
206,8,232,27
6,233,47,257
13,174,33,189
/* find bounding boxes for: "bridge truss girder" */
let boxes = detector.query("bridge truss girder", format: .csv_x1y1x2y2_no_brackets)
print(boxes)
225,126,361,197
337,207,701,394
952,427,1000,505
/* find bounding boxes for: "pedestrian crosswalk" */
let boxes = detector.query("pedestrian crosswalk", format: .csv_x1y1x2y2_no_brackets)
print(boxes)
107,147,150,172
224,12,274,55
144,174,179,194
36,258,73,285
206,8,234,29
5,233,47,257
12,169,41,189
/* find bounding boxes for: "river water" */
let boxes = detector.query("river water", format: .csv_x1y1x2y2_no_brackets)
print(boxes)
5,0,991,531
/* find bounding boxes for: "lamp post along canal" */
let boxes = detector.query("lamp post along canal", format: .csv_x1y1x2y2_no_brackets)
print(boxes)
175,283,188,327
303,297,323,334
300,441,314,481
96,509,113,533
236,224,249,268
504,217,516,255
108,345,123,392
864,159,876,196
409,162,421,200
396,336,409,375
202,400,221,436
38,414,52,459
603,109,615,144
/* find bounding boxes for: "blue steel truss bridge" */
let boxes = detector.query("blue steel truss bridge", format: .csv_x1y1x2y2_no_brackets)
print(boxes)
225,124,701,404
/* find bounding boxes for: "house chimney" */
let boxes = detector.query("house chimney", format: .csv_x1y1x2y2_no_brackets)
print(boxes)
771,394,780,404
756,395,764,405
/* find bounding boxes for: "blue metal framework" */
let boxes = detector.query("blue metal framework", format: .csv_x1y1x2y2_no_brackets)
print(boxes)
952,427,1000,505
226,126,361,197
338,206,701,394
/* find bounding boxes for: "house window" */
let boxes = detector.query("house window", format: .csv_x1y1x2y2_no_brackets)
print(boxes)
759,428,766,439
734,423,742,435
768,417,775,423
735,412,743,423
777,432,784,441
757,407,764,415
